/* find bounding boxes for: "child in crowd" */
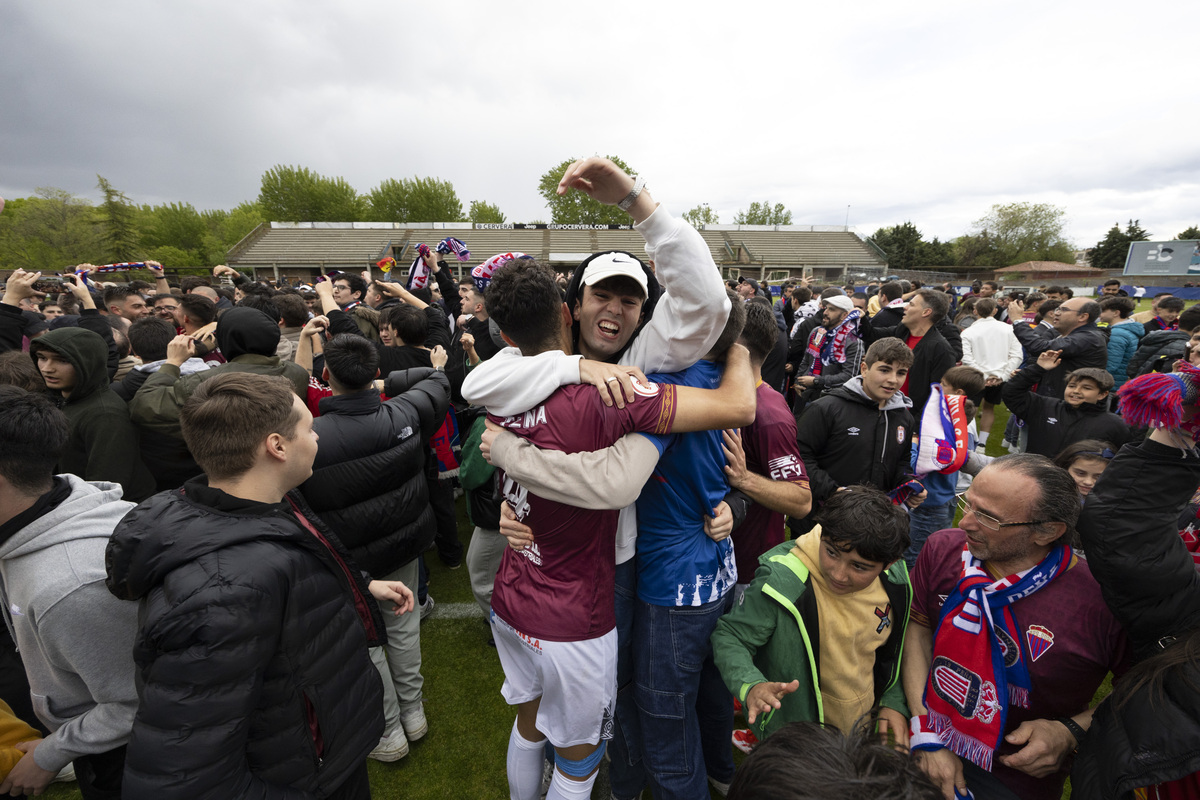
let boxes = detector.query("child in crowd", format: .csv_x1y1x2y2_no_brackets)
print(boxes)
711,487,913,748
1001,350,1131,459
905,365,984,567
1053,439,1115,501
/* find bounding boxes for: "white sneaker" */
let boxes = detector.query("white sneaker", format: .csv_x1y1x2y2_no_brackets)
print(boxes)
368,726,409,762
420,595,435,621
52,763,77,784
399,703,428,741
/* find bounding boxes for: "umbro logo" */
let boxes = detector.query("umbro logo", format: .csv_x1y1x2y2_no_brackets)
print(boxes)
847,427,861,436
1046,417,1057,425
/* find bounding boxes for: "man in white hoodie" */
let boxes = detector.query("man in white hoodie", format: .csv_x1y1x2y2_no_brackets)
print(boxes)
0,386,138,799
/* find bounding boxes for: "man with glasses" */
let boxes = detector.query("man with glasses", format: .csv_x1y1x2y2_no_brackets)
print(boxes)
1008,296,1106,399
150,294,182,329
332,274,368,311
901,454,1128,800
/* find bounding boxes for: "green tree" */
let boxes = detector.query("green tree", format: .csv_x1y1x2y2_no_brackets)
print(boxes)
871,222,924,270
200,202,267,265
1177,226,1200,241
967,202,1074,266
96,175,140,262
141,201,207,256
468,200,506,224
1089,219,1151,272
537,156,636,225
682,203,720,229
918,237,957,267
733,202,793,226
257,165,366,222
0,189,104,271
368,177,464,222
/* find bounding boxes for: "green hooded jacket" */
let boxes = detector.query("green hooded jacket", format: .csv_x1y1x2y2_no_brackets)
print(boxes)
29,327,155,503
710,538,912,741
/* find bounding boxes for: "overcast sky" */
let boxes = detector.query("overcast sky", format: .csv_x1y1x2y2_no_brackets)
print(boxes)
3,1,1196,248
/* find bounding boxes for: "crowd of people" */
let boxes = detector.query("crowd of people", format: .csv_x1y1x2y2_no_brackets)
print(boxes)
0,159,1197,800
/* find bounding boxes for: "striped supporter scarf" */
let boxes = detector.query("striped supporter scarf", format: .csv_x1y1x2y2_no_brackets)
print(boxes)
912,544,1070,771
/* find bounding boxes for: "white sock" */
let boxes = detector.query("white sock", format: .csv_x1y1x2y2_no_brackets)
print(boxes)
977,431,989,445
507,720,545,800
545,766,597,800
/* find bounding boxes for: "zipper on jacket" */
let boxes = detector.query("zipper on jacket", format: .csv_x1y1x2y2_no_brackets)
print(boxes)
880,563,912,700
303,691,325,766
763,582,823,725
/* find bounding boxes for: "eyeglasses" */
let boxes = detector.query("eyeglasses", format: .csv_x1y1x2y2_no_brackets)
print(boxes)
955,493,1050,531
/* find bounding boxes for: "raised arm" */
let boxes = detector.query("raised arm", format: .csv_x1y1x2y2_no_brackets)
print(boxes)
557,157,731,374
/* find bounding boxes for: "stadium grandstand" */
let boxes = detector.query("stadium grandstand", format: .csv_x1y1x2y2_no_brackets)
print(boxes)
226,221,888,285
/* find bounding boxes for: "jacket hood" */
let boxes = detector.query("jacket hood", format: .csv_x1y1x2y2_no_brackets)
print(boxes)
562,251,663,362
28,327,110,400
216,307,281,360
0,475,131,560
105,483,305,601
833,375,913,411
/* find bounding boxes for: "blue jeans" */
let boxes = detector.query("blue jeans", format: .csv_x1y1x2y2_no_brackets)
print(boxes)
633,596,735,800
905,498,955,568
609,560,646,800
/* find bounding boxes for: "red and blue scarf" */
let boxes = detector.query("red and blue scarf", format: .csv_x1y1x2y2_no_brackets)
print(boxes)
804,309,861,377
407,237,471,290
912,543,1071,771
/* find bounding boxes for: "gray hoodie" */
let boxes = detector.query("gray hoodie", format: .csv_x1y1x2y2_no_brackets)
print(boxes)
0,475,138,771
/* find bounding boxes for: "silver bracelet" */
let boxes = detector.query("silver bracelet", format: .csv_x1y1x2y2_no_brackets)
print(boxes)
617,175,646,211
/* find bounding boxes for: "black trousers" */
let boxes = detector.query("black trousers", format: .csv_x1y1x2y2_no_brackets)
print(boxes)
74,745,125,800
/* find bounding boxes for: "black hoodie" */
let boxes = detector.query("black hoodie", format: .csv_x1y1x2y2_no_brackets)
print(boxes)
29,327,155,502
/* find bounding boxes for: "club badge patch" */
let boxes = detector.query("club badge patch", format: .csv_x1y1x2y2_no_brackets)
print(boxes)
874,603,891,634
896,425,906,444
931,656,1001,722
629,375,661,397
1026,625,1055,662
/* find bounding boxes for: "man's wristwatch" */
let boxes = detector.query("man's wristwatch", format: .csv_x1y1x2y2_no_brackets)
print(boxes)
617,175,646,211
1055,716,1087,751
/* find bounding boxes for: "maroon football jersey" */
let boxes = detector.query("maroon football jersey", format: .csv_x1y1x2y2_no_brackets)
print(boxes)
490,381,677,642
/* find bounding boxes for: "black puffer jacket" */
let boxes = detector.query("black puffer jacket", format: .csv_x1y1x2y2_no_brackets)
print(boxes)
105,481,386,799
300,368,450,577
1125,329,1190,379
1072,440,1200,798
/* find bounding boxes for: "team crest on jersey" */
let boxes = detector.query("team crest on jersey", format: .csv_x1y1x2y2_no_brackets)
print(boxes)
874,603,891,634
896,426,906,444
629,375,661,398
1026,625,1055,661
931,656,1000,722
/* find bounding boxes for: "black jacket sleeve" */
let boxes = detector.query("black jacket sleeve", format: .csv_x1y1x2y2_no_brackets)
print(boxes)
936,318,963,361
1079,438,1200,660
796,403,838,502
0,304,29,353
1000,363,1051,421
433,263,461,320
423,306,451,351
383,369,451,439
326,309,361,337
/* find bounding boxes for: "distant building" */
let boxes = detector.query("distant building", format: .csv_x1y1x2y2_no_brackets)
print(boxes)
226,221,888,286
